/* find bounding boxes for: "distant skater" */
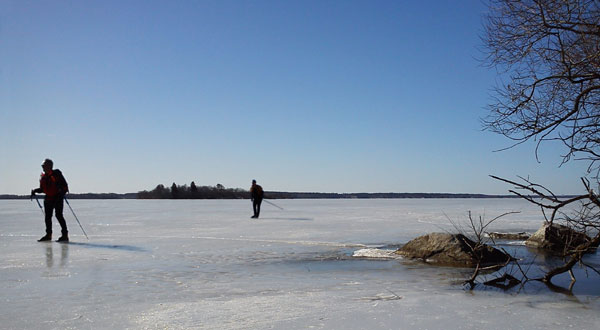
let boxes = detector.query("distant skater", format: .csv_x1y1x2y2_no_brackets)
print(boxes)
31,159,69,242
250,180,264,218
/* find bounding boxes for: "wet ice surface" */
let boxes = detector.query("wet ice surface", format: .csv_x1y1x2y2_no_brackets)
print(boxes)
1,199,599,329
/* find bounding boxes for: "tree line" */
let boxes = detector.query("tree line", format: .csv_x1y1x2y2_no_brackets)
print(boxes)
137,182,249,199
0,189,517,200
135,182,516,200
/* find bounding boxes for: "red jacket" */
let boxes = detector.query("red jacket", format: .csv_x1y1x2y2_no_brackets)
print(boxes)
35,169,69,199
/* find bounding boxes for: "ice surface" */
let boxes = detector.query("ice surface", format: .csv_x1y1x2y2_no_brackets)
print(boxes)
1,199,599,329
352,248,399,259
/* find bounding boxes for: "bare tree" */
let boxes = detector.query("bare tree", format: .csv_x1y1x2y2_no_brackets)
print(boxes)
482,0,600,286
483,0,600,167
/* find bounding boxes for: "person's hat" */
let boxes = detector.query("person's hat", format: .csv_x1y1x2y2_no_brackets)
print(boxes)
42,159,53,167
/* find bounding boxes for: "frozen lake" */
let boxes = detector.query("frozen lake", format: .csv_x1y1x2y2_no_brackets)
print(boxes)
1,198,599,329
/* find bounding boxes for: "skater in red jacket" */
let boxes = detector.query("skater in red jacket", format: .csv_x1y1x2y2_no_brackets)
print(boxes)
31,159,69,242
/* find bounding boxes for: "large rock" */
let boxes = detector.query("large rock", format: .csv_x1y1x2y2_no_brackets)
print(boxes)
525,222,599,253
395,233,511,267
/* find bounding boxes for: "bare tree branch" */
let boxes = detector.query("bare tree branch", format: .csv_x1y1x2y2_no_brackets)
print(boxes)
482,0,600,172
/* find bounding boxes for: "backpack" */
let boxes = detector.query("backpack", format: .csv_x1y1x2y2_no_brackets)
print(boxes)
53,169,69,195
252,185,264,199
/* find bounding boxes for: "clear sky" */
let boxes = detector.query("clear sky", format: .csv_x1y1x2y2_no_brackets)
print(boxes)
0,0,591,195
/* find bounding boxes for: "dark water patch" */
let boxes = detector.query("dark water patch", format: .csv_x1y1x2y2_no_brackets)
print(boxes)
353,243,600,298
467,244,600,297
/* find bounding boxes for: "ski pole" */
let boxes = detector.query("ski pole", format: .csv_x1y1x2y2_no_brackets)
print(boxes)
64,197,89,240
264,199,284,210
33,195,44,215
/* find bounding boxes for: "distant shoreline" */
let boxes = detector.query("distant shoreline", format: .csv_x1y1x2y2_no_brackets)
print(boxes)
0,192,525,200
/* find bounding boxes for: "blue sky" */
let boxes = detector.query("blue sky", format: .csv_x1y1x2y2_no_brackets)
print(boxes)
0,0,591,195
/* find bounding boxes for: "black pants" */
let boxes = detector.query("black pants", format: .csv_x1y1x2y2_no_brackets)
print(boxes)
253,198,263,217
44,197,68,236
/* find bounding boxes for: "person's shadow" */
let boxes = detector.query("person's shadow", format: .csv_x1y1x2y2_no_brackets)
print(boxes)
257,217,314,221
67,242,146,252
